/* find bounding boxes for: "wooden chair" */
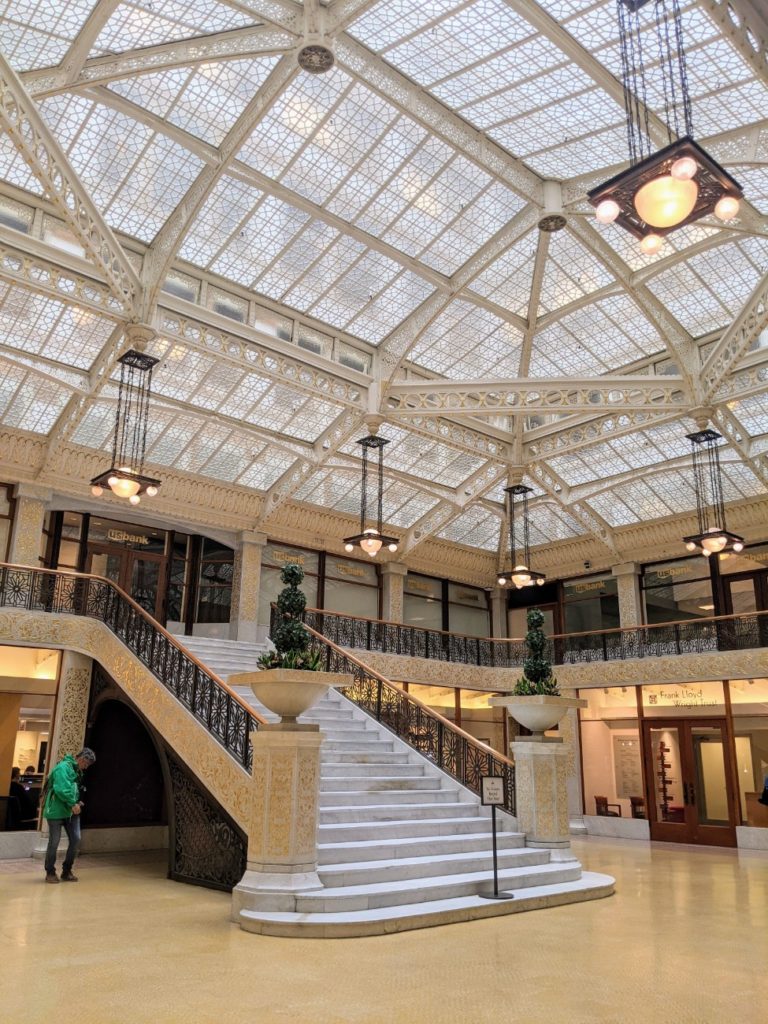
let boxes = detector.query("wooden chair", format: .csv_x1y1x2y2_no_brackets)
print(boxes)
594,795,622,817
629,796,646,819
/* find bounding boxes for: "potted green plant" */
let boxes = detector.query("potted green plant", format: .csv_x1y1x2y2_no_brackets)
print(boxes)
230,563,350,723
489,608,586,736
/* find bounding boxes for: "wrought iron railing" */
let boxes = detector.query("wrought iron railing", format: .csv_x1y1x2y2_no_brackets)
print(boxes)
0,563,262,769
269,606,515,815
302,605,768,668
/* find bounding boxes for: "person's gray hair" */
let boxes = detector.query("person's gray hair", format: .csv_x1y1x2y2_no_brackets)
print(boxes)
76,747,96,763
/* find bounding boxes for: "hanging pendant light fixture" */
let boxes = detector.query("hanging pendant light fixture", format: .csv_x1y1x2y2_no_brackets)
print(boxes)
588,0,743,255
343,431,398,558
90,349,161,506
497,484,545,589
682,428,744,557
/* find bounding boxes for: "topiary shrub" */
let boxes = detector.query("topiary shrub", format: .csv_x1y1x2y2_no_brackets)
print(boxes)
512,607,559,696
257,562,324,672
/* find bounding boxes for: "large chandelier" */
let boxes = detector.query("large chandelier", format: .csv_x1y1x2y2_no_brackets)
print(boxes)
588,0,743,256
90,349,161,506
683,428,744,557
343,433,398,558
497,484,545,589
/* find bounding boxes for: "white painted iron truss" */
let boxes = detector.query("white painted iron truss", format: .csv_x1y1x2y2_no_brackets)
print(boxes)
0,0,766,561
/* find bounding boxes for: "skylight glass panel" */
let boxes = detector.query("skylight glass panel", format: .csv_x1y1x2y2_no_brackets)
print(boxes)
70,400,113,449
39,94,204,242
728,166,768,215
179,176,263,267
372,424,486,489
349,0,461,50
0,285,115,369
0,360,26,418
381,481,441,529
648,262,732,337
438,506,500,550
528,503,586,545
1,1,98,70
537,231,615,315
409,300,522,379
0,136,44,194
730,394,768,439
94,1,256,53
107,58,281,146
293,467,361,517
211,195,310,288
243,384,342,442
236,449,299,491
469,230,539,315
0,370,70,433
584,490,638,528
720,462,765,500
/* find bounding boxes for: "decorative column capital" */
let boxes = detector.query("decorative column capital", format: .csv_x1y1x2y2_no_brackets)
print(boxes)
239,530,268,548
13,482,53,503
380,561,408,577
124,322,156,352
611,562,639,578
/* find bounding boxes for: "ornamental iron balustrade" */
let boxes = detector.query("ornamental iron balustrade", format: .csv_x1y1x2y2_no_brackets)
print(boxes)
0,563,261,770
301,605,768,668
271,605,516,816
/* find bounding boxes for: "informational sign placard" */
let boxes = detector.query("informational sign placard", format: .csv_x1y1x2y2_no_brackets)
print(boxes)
481,776,505,806
613,736,643,799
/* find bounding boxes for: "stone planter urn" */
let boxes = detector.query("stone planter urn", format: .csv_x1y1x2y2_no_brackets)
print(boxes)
489,693,587,739
231,667,350,723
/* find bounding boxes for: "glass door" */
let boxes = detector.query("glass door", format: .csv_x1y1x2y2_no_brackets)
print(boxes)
86,545,166,622
642,718,737,846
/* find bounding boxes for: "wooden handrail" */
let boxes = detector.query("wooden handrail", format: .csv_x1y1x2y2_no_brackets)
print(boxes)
302,619,514,767
0,561,267,725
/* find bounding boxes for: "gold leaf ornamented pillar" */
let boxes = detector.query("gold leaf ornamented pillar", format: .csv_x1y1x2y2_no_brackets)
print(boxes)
8,483,51,566
229,530,267,642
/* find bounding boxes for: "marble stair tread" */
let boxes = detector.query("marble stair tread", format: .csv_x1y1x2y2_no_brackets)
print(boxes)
320,802,482,823
318,816,498,842
320,776,436,791
317,831,523,863
322,752,411,763
237,873,616,937
292,861,585,912
319,789,459,806
318,847,548,886
321,763,427,777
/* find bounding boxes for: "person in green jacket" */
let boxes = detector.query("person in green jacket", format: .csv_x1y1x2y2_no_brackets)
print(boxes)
43,747,96,883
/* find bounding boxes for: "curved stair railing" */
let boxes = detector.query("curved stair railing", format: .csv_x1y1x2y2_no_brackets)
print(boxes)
297,615,516,816
0,563,263,769
303,605,768,668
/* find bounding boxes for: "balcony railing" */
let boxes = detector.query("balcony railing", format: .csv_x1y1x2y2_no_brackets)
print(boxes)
0,563,262,769
271,606,516,815
302,605,768,668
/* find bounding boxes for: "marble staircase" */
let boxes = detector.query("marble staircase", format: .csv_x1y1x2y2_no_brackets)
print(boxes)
175,636,614,936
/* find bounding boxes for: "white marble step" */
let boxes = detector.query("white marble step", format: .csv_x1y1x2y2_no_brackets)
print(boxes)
293,860,584,914
237,872,616,938
321,762,426,778
322,751,411,764
317,830,523,864
323,739,396,751
320,802,481,824
319,846,547,888
319,789,458,807
320,775,435,792
318,815,500,844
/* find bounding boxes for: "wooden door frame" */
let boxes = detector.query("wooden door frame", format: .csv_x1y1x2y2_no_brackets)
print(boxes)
642,717,737,847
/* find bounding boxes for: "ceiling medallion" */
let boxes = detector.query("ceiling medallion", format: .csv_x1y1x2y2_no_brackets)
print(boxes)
538,214,567,233
588,0,743,256
297,45,335,74
682,428,744,557
90,349,161,506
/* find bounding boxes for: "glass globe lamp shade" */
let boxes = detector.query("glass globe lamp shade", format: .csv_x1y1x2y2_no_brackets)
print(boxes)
91,485,103,497
714,195,739,221
640,233,664,256
128,494,141,506
634,175,698,228
670,157,697,181
595,199,620,224
700,532,727,554
497,575,507,587
685,541,697,552
536,578,545,586
344,543,354,553
387,542,398,553
360,529,383,556
110,476,141,499
511,564,532,588
732,541,744,553
146,485,158,497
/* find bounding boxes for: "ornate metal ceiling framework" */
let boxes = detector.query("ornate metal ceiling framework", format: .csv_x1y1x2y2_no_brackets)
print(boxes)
0,0,765,577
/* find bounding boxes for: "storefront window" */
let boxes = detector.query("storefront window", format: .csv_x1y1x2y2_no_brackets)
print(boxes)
323,555,378,619
166,533,191,629
0,484,13,561
642,558,714,623
728,678,768,828
57,511,83,569
717,544,768,575
448,583,489,637
404,574,443,631
196,540,234,624
258,544,320,628
579,687,643,819
563,575,619,634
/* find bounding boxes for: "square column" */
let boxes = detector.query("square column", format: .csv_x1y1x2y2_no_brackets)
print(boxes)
512,738,576,860
232,726,324,919
381,562,407,622
8,483,50,566
490,586,507,637
229,530,267,642
612,561,642,628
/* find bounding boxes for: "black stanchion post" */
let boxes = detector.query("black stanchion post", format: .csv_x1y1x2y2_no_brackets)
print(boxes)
479,776,515,901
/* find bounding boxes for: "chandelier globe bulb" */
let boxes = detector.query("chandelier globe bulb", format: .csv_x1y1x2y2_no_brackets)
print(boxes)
110,476,141,499
634,175,698,228
733,541,744,553
128,494,141,506
595,199,620,224
701,531,727,554
91,485,103,497
146,485,158,497
344,543,354,553
670,156,697,181
685,541,697,552
639,233,664,256
714,195,740,221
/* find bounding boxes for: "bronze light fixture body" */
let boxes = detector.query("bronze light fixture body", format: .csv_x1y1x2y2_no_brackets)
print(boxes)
90,349,161,506
682,429,744,557
497,484,546,590
343,434,399,558
588,0,743,256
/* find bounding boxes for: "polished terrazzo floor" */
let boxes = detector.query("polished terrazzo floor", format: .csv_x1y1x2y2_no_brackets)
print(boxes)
1,836,765,1024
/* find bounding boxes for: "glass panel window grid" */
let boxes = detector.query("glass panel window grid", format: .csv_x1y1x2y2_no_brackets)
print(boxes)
448,582,490,638
0,482,13,562
323,555,379,619
259,543,320,628
0,0,97,71
563,575,619,634
578,686,643,820
404,572,444,631
728,680,768,827
196,539,234,625
642,558,715,623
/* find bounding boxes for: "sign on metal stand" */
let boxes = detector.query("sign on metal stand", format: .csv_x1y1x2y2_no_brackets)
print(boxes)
478,776,515,901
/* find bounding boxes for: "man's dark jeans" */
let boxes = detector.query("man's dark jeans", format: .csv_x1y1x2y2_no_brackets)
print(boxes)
44,816,81,874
